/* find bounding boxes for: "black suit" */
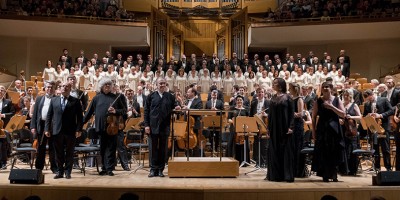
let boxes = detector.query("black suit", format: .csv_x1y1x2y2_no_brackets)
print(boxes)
30,95,57,172
249,97,270,166
336,62,350,77
363,97,394,170
381,88,400,107
205,99,224,110
0,99,15,167
204,99,224,151
144,91,176,173
207,90,224,101
45,96,83,176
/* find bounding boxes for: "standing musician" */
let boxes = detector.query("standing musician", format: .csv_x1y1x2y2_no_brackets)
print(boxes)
180,87,203,156
249,87,270,167
363,89,393,172
204,90,225,152
67,75,89,111
44,82,83,179
126,88,141,118
31,81,57,173
144,77,179,177
84,77,126,176
0,85,15,170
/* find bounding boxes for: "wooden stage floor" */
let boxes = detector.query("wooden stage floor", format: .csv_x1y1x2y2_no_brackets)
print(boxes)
0,162,399,200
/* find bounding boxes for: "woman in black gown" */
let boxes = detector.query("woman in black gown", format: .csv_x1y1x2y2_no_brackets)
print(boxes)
226,95,249,163
288,82,306,178
266,78,295,182
312,81,346,182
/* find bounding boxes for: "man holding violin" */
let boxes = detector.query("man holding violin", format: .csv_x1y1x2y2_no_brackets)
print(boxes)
84,77,126,176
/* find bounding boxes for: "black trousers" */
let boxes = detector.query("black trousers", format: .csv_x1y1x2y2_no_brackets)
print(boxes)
35,121,57,171
149,133,168,172
117,130,129,167
373,132,391,170
99,131,117,172
0,138,7,166
53,134,76,174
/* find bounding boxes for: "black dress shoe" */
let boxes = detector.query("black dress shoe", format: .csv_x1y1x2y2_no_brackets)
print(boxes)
323,178,329,182
148,170,156,177
65,174,71,179
54,173,64,179
99,170,107,176
1,164,7,170
107,171,114,176
158,171,165,177
122,166,131,171
333,178,338,182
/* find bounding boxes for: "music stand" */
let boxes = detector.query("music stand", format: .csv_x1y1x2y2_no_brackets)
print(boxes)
124,118,148,173
203,116,222,157
235,116,258,168
360,116,385,173
245,115,268,175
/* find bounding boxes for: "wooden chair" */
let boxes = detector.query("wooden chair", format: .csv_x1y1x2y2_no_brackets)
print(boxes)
30,76,37,82
6,91,20,106
350,73,361,79
223,95,232,104
362,83,374,90
356,78,368,86
36,82,44,88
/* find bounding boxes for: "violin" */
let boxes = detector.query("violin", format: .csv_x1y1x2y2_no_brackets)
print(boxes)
106,93,125,136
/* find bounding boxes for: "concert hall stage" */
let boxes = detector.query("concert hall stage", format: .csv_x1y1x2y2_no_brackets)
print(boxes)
0,165,399,200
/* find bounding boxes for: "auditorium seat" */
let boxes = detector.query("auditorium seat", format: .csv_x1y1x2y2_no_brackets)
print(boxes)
357,77,368,86
350,73,361,79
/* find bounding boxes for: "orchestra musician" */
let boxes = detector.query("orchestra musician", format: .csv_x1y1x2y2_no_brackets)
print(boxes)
44,82,83,179
204,89,224,152
249,87,270,167
83,78,126,176
362,89,394,172
126,88,141,119
31,81,57,174
180,87,203,156
0,85,16,170
67,75,89,111
394,103,400,171
144,77,179,177
226,95,249,163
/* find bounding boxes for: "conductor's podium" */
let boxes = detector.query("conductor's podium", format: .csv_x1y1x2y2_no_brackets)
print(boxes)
168,157,239,178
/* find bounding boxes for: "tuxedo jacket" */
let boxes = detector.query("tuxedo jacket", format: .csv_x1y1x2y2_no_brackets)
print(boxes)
188,98,203,130
336,62,350,77
381,88,400,107
249,98,270,117
45,96,83,136
30,95,50,134
144,91,176,135
1,99,15,127
363,97,394,130
204,99,224,110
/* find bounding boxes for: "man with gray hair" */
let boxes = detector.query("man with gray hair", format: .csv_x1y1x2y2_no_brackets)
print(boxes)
84,77,126,176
